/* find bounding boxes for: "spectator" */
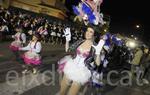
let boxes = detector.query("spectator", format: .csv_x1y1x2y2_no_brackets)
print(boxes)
131,46,144,84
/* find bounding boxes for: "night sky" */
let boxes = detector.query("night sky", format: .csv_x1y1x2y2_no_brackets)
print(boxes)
65,0,150,41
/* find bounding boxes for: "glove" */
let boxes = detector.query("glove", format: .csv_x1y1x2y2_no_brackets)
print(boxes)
64,27,71,42
92,39,105,55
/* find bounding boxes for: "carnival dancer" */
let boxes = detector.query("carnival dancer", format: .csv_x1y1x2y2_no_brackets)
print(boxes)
51,25,57,45
38,25,48,43
19,33,42,74
91,33,112,88
89,33,124,94
57,26,105,95
9,26,26,60
73,0,104,25
63,26,71,52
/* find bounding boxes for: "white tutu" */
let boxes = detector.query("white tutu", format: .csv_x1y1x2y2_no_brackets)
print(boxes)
63,55,91,85
22,51,42,65
9,41,22,51
24,51,40,59
11,41,22,47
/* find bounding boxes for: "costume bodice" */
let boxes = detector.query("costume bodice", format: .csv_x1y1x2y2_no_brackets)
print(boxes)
73,47,90,67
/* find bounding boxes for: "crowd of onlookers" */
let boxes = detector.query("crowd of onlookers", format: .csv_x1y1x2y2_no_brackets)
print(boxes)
0,6,85,44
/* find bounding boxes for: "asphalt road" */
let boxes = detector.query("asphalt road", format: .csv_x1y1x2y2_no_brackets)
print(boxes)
0,41,150,95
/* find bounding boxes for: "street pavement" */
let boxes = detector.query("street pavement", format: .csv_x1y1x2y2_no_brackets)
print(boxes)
0,41,150,95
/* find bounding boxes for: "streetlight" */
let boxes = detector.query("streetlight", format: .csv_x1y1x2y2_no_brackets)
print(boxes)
136,25,140,29
104,29,107,32
126,40,137,48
